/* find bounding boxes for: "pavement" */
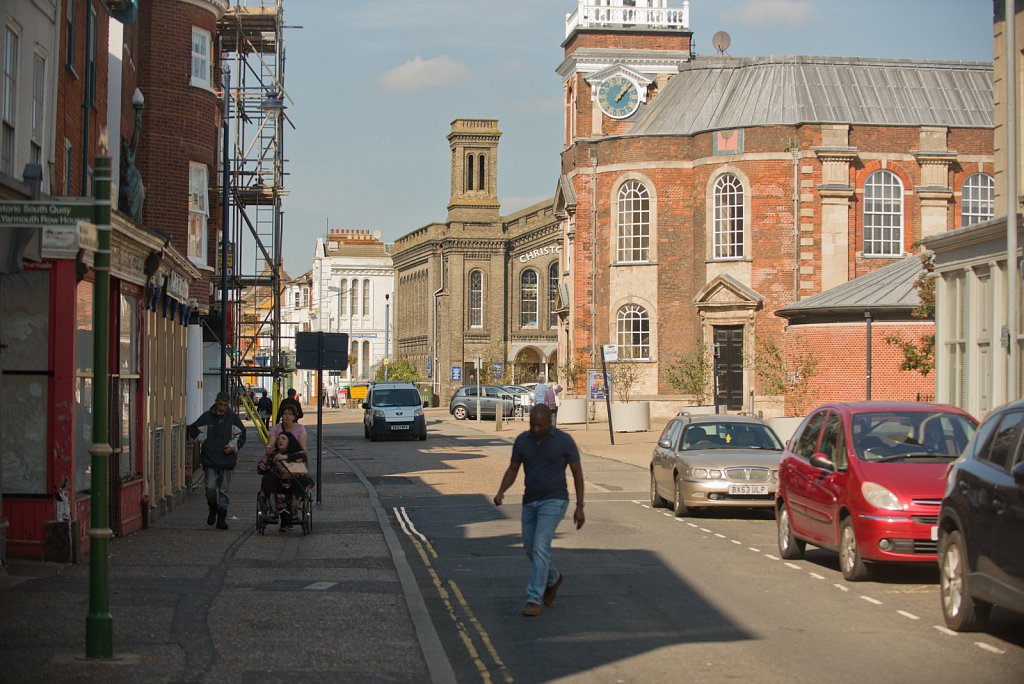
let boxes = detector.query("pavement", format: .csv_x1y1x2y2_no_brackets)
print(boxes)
0,407,667,683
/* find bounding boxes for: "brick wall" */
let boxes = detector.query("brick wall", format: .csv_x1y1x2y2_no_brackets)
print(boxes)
784,321,936,414
132,1,221,306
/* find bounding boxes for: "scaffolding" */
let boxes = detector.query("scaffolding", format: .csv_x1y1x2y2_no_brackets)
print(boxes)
218,0,290,410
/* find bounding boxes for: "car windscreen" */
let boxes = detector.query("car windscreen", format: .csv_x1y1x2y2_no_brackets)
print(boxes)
371,389,422,407
680,423,784,451
850,411,977,462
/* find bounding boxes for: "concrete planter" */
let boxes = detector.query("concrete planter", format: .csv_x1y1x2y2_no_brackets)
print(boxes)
558,397,588,424
611,401,651,433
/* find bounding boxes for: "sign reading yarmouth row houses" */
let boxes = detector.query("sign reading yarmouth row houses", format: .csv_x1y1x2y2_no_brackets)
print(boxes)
0,200,94,226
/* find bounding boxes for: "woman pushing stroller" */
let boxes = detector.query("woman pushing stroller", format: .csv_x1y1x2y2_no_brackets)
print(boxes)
258,431,313,530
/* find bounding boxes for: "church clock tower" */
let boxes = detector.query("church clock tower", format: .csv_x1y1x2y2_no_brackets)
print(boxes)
558,1,694,144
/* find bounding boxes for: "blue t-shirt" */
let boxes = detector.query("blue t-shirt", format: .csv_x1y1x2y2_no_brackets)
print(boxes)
511,428,580,503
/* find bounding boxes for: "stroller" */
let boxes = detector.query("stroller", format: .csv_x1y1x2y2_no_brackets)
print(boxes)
256,439,314,535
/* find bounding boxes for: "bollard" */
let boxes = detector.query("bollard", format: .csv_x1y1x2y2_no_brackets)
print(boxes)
495,410,503,431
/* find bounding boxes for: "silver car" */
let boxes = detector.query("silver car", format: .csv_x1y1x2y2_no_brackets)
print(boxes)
650,414,784,516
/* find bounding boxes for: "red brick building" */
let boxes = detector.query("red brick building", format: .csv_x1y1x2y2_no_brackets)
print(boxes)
555,1,993,414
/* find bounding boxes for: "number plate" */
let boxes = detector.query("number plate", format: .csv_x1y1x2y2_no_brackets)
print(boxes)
728,484,769,495
391,425,410,430
930,525,938,541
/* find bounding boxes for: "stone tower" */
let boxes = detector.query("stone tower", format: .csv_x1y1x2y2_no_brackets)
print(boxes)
446,119,501,225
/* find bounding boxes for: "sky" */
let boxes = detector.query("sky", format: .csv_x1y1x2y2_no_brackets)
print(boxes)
276,0,996,277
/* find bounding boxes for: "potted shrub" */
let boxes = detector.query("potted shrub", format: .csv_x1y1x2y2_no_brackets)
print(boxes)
666,345,716,414
609,359,650,432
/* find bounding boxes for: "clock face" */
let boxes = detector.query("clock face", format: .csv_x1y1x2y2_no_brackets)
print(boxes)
597,75,640,119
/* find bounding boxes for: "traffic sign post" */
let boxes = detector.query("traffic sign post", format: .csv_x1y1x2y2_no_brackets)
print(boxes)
601,345,615,445
295,332,348,503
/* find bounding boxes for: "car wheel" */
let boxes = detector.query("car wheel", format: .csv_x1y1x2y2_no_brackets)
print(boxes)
452,405,467,420
839,517,873,581
673,477,689,518
419,431,427,441
777,501,806,560
650,470,667,508
939,529,991,631
363,424,370,440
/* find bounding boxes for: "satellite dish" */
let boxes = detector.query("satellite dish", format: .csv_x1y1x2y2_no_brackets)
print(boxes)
712,31,731,54
373,230,382,240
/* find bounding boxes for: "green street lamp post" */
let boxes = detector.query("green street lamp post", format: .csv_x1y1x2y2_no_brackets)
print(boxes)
85,154,114,658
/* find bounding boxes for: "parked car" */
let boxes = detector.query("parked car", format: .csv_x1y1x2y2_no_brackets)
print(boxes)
937,398,1024,631
650,414,785,516
362,382,427,441
449,385,516,420
502,385,534,416
776,402,977,581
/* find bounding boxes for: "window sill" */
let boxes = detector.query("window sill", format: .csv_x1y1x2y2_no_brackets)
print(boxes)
611,260,657,267
190,80,216,94
857,252,906,260
707,256,750,263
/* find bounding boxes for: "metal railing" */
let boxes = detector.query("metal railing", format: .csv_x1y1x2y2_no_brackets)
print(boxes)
565,0,690,38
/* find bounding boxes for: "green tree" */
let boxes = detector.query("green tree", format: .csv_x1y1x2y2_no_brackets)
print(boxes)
884,251,936,376
375,357,420,382
753,338,819,414
666,344,711,405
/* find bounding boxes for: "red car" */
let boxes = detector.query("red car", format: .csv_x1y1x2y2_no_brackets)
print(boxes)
776,402,977,581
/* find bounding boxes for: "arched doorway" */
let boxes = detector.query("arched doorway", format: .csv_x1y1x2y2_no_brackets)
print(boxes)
513,347,544,384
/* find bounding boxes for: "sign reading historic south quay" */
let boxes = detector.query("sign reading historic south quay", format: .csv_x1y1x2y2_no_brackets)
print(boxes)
0,200,95,226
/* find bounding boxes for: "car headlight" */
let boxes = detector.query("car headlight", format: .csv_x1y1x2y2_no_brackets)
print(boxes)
708,469,723,479
414,408,424,417
689,468,708,479
373,410,385,418
771,469,779,481
861,481,902,510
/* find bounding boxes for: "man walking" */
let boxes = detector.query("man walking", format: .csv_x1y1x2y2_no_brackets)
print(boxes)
189,391,246,529
276,387,304,423
494,403,585,617
256,389,273,430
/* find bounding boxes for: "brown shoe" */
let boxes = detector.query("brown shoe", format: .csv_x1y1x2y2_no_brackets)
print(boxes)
542,573,564,606
522,602,541,617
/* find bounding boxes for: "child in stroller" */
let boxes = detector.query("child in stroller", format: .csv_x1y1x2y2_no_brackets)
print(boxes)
257,432,313,531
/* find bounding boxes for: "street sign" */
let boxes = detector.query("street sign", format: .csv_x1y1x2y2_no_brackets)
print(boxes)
451,365,462,381
295,332,349,370
602,344,618,362
0,200,94,226
491,361,504,382
426,355,433,378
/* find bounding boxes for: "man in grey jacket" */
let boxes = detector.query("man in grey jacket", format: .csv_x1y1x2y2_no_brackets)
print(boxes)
189,392,246,529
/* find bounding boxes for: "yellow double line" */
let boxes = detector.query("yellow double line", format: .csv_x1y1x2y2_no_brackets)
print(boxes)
394,506,513,684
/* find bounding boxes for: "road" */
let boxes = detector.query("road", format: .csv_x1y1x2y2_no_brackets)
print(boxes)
338,414,1024,684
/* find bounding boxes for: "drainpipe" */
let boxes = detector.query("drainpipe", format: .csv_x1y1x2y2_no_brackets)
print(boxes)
865,311,873,400
432,248,445,399
1006,0,1018,400
81,9,93,195
590,152,598,359
792,145,800,301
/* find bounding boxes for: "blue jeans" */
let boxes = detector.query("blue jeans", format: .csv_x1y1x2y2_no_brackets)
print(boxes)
521,498,568,604
205,467,232,510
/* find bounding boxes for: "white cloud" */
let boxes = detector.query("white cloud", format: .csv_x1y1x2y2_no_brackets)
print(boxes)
378,55,472,92
723,0,816,27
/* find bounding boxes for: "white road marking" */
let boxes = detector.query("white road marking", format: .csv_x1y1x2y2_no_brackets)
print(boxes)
809,572,825,580
714,533,726,539
688,523,699,528
663,512,674,517
397,507,430,544
784,562,802,570
748,547,760,553
974,642,1005,655
860,596,883,605
699,528,712,533
640,504,651,509
834,584,849,592
933,625,958,637
304,581,338,591
897,610,920,620
674,517,687,522
730,539,742,545
764,554,780,561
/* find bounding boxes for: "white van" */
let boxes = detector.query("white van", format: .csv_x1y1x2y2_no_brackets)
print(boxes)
363,382,427,441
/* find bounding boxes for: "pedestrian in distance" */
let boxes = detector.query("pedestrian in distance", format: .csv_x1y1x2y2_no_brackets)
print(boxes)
256,389,273,430
544,382,563,426
188,391,247,530
276,387,304,423
494,403,585,617
533,373,548,407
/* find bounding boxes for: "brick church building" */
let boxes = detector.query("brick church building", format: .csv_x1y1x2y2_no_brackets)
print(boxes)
554,0,994,413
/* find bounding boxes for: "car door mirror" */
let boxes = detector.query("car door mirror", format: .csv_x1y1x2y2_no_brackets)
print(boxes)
657,438,673,449
362,402,369,410
1013,460,1024,488
810,452,835,470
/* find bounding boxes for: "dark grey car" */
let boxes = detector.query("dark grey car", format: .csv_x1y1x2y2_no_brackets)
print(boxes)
938,398,1024,631
449,385,515,420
